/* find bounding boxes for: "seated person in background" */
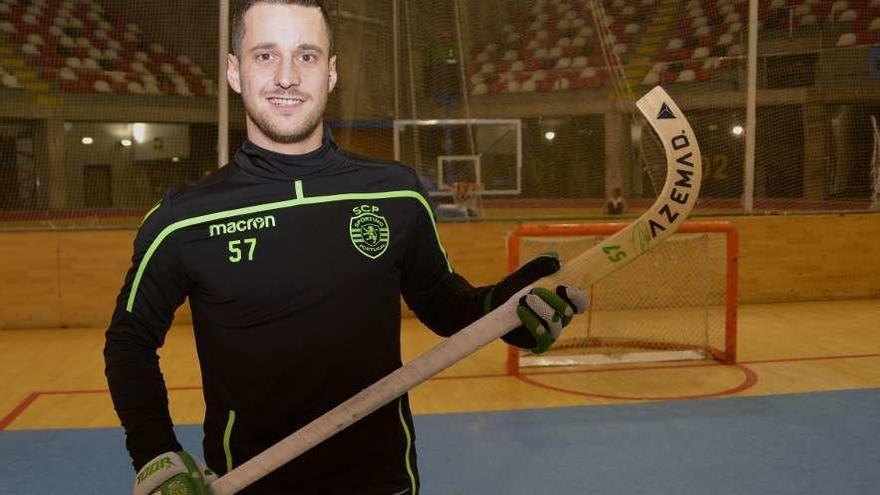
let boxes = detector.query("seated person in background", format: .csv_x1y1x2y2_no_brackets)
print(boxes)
606,187,627,215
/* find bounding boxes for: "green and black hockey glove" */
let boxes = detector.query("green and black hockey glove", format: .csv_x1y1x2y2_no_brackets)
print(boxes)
486,253,589,353
133,451,216,495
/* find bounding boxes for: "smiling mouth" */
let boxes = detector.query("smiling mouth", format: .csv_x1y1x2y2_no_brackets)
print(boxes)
267,96,305,107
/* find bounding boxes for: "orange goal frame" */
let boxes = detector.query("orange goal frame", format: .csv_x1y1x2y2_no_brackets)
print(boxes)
506,220,738,375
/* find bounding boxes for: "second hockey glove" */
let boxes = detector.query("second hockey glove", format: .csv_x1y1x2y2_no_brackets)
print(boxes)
486,253,589,353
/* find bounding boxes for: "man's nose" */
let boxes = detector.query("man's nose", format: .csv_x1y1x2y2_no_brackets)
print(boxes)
275,58,301,88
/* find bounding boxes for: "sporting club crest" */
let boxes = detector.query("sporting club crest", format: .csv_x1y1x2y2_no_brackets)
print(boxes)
349,204,391,260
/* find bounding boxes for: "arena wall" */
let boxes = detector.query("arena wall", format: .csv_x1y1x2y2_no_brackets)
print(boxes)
1,213,878,330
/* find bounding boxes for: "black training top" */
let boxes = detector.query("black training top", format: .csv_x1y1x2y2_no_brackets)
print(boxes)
103,131,505,494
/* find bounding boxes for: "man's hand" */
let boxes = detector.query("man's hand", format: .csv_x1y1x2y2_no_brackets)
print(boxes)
133,451,216,495
487,253,589,353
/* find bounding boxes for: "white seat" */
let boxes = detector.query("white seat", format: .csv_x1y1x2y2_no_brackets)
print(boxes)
728,21,743,33
82,58,100,70
59,67,78,81
642,71,660,85
94,29,108,40
799,14,817,26
88,48,103,59
521,79,538,92
573,36,587,47
472,83,488,96
0,21,14,34
549,46,563,58
836,32,857,47
557,37,572,48
625,23,640,35
76,37,91,48
506,32,520,44
702,57,722,70
552,77,570,91
869,17,880,31
135,51,150,62
725,12,741,24
131,61,148,74
573,56,588,68
107,39,122,51
613,43,628,55
717,32,734,46
503,50,518,62
555,57,572,69
2,73,22,88
27,33,44,45
534,48,549,60
22,43,40,56
106,71,127,83
124,31,138,43
667,37,684,50
727,44,744,55
65,57,82,69
94,80,112,92
692,46,710,58
579,26,594,37
580,67,597,79
511,60,525,72
174,84,192,96
506,80,521,93
695,25,712,37
692,16,708,28
677,69,696,83
838,9,858,23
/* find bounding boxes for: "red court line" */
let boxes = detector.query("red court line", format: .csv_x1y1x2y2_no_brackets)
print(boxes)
0,392,39,431
3,352,879,431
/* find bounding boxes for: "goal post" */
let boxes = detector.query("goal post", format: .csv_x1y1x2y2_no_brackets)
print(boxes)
506,221,738,374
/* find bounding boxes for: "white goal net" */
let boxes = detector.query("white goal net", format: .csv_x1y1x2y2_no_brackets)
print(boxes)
507,221,738,372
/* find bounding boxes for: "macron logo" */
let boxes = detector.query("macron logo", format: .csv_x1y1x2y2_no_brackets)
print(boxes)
209,214,277,237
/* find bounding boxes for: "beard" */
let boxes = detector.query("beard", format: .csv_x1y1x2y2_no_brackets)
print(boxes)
245,91,327,145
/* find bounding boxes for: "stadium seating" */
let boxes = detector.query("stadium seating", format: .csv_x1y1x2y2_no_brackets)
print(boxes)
468,0,880,97
0,0,212,96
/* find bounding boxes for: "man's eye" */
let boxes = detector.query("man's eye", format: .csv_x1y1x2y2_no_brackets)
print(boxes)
301,54,316,63
256,53,272,61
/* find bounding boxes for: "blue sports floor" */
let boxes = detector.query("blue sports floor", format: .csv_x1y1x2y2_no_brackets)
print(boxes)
2,388,878,494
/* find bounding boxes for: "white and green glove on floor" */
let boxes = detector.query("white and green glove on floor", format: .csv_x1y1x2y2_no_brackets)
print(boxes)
133,451,216,495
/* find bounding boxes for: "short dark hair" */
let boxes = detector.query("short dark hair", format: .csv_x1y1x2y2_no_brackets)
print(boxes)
232,0,334,56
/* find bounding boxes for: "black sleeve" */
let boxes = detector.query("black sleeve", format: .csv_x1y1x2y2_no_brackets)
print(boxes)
103,192,188,470
399,190,535,347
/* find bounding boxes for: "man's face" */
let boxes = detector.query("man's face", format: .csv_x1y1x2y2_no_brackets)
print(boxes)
227,3,337,151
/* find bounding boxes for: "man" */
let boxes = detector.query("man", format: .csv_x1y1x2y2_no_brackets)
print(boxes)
105,2,587,494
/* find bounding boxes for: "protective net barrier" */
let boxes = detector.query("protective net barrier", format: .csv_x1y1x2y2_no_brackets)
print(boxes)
507,222,737,370
1,0,879,231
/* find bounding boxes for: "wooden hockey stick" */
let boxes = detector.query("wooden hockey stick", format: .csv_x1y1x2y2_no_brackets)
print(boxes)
208,86,702,495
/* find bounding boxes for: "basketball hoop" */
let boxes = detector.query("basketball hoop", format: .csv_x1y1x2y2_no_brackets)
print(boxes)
450,182,483,218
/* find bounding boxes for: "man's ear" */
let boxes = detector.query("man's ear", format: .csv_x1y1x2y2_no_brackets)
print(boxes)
227,53,242,94
328,55,338,93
